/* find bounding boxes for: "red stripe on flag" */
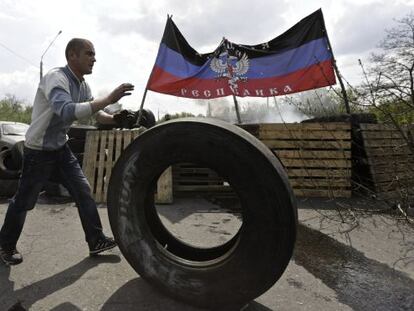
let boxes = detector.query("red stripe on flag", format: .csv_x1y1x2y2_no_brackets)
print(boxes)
147,59,335,99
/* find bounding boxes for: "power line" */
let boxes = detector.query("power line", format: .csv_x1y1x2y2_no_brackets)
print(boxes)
0,41,38,68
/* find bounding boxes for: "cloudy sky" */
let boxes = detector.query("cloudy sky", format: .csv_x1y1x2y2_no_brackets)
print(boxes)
0,0,413,119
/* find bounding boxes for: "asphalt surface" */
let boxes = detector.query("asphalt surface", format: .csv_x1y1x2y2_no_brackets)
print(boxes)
0,195,413,311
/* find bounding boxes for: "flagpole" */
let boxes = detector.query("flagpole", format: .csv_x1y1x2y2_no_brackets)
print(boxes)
136,88,148,126
232,94,242,124
326,40,351,114
136,14,173,127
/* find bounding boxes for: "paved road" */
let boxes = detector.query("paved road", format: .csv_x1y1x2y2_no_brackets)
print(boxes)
0,196,413,310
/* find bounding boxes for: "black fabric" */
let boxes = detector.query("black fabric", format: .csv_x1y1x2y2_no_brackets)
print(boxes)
161,9,328,65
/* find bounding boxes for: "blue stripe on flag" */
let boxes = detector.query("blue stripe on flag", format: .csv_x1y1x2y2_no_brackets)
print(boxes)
155,37,332,79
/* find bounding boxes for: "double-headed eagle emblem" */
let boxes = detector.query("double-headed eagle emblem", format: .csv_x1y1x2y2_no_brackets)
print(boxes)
210,50,250,91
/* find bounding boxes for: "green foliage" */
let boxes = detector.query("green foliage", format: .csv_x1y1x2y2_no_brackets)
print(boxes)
368,100,414,125
0,95,32,124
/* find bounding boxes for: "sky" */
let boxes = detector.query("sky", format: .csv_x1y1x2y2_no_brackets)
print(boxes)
0,0,413,120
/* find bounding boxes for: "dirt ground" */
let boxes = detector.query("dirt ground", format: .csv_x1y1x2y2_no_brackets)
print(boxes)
0,194,413,311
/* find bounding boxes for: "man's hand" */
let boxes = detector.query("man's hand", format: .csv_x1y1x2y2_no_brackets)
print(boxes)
90,83,134,113
106,83,135,104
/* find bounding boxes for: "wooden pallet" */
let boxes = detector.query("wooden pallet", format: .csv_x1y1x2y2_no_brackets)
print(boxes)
173,122,352,198
360,123,414,203
82,129,173,203
258,122,352,198
83,123,352,202
172,163,234,198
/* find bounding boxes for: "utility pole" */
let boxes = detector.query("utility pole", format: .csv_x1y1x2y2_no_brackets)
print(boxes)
40,30,62,81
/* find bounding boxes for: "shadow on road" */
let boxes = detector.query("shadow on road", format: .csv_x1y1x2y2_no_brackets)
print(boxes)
295,224,414,311
0,255,121,311
101,278,273,311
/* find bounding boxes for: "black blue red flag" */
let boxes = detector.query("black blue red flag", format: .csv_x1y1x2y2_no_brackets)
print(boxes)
147,9,336,99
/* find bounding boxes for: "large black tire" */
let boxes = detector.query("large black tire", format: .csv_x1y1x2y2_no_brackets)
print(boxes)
0,149,21,179
107,118,297,309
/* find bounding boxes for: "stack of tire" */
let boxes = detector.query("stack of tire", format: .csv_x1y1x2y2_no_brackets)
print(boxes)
0,141,24,197
97,108,156,130
136,109,156,129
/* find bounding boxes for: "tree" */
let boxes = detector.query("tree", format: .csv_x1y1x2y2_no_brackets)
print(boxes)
0,95,32,124
357,12,414,125
357,12,414,154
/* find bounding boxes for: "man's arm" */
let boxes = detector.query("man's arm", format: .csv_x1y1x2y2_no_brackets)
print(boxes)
47,75,134,122
95,110,116,125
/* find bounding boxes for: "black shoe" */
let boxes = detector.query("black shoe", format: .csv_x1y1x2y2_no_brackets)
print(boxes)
0,247,23,265
89,237,117,256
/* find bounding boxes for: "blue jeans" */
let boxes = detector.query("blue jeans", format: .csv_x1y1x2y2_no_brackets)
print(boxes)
0,145,105,250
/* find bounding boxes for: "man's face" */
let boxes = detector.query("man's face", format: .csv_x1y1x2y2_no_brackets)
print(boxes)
70,41,96,76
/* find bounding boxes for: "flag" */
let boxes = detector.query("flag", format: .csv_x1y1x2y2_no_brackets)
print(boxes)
147,9,336,99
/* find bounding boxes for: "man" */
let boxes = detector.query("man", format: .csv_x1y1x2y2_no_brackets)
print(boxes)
0,38,134,265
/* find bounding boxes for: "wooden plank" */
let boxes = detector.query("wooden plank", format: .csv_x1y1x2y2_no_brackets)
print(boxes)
131,129,141,140
174,185,234,192
360,139,407,148
83,131,100,193
114,130,123,163
280,158,351,168
360,122,414,197
275,150,351,159
361,131,407,139
360,123,404,131
370,167,414,178
364,146,412,156
286,168,351,178
155,167,173,204
123,130,132,148
262,140,351,150
373,171,414,183
173,167,220,175
293,189,351,198
289,179,350,188
260,122,350,131
367,157,414,166
260,130,350,140
95,131,107,202
103,130,115,201
237,124,260,137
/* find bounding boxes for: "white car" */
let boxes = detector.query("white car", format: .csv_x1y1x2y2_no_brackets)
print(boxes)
0,121,29,151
